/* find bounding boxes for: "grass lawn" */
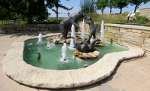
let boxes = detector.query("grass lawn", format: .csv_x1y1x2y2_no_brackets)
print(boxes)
88,13,150,26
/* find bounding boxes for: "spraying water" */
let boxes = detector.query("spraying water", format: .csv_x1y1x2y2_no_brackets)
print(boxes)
81,19,85,40
60,43,68,63
47,41,55,49
37,33,42,44
90,36,95,44
100,20,105,43
69,24,76,50
71,24,76,39
69,38,75,50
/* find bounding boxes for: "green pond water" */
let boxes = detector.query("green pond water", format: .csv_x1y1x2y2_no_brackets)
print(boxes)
23,38,127,70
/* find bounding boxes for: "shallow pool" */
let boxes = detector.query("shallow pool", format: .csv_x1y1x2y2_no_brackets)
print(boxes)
23,38,127,70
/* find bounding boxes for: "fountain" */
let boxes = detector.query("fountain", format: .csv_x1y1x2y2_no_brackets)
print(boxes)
37,33,43,44
100,20,105,43
4,12,137,90
90,36,95,44
69,24,76,50
81,19,85,40
60,43,68,63
47,41,55,49
23,14,127,70
69,38,75,50
71,24,76,39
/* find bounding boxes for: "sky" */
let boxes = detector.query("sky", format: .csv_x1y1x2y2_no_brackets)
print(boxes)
48,0,150,17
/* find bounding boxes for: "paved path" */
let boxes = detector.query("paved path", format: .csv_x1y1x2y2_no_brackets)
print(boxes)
0,34,150,91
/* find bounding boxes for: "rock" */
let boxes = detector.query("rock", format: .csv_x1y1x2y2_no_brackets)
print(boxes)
93,51,100,56
74,50,100,59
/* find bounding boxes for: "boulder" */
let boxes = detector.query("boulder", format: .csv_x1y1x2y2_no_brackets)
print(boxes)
74,50,100,59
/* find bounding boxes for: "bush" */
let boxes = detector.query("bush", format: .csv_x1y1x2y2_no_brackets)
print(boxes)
88,13,150,26
28,18,62,24
135,16,149,25
47,19,62,24
88,13,128,24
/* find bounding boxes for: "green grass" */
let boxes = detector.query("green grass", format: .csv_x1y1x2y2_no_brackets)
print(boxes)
88,13,127,24
88,13,150,26
0,13,149,26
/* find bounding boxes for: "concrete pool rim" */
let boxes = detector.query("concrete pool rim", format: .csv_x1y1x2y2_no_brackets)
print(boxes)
2,34,145,89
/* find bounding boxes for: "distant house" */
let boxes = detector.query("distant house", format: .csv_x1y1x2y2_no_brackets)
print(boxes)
139,8,150,20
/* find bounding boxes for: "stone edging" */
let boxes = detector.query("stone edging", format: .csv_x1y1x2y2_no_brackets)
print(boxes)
2,35,144,89
105,24,150,31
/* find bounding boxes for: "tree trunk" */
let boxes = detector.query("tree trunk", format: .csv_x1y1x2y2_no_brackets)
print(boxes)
110,6,112,14
56,6,59,20
101,8,104,15
101,8,104,19
27,11,33,24
120,8,122,14
134,5,138,13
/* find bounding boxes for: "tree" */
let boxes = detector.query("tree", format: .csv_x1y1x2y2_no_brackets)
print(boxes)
108,0,116,14
115,0,129,14
46,0,73,20
129,0,149,13
0,0,48,23
81,0,96,14
96,0,108,14
0,6,13,20
0,0,27,20
27,0,48,23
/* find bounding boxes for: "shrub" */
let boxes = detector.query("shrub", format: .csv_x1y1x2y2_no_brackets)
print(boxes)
88,13,128,24
135,15,149,25
47,19,62,24
88,13,150,26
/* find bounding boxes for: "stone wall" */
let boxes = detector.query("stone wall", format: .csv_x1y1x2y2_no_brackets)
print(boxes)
140,8,150,20
104,24,150,51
